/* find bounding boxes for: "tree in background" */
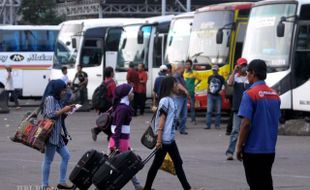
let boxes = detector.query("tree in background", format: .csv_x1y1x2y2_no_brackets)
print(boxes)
18,0,65,25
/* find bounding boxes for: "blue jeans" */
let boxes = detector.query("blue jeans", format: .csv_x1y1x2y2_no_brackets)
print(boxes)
226,113,242,155
206,93,222,128
174,96,188,133
42,143,71,186
189,94,196,122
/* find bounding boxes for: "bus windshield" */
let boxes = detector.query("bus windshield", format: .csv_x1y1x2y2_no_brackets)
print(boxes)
165,17,192,65
0,29,58,52
54,23,83,68
242,3,296,71
188,10,234,66
116,25,152,71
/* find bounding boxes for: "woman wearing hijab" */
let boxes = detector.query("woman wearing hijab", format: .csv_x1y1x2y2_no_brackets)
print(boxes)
108,83,143,190
41,79,75,190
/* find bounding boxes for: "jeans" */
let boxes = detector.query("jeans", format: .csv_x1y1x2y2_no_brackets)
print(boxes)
174,96,188,133
206,93,222,128
144,141,191,190
226,113,241,155
189,94,196,122
42,143,71,186
243,153,275,190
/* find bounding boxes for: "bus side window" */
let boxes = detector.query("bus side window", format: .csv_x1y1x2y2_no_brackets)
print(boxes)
80,39,103,67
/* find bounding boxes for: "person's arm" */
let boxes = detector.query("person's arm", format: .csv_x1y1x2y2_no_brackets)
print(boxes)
44,96,74,119
79,73,88,86
156,113,166,149
236,92,254,161
236,118,251,161
178,83,190,97
140,72,147,84
227,66,239,86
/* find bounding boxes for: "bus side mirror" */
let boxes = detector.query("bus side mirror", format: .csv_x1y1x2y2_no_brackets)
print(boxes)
277,21,285,37
138,30,144,44
121,38,127,49
168,36,173,46
72,38,77,48
216,29,224,44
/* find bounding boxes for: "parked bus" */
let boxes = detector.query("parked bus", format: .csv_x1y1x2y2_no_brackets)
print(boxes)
105,15,173,98
0,25,59,97
187,2,253,110
165,12,194,66
50,18,140,99
242,0,310,119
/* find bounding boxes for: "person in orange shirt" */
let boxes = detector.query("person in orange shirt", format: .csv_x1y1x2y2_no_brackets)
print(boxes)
135,63,148,115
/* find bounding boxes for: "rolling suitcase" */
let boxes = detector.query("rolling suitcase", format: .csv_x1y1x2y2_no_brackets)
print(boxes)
69,149,108,190
93,150,156,190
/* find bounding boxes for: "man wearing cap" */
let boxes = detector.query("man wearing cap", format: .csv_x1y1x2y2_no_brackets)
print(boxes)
237,59,281,190
153,65,168,105
225,58,250,160
205,65,225,129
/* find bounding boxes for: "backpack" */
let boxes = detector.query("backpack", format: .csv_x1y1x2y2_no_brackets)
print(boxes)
92,81,113,112
96,108,114,137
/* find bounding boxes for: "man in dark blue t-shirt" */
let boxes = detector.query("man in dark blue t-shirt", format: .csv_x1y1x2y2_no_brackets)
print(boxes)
237,59,281,190
205,65,225,129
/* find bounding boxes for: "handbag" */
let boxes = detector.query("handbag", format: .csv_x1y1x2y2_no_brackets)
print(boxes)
11,107,55,153
141,111,157,149
160,153,176,175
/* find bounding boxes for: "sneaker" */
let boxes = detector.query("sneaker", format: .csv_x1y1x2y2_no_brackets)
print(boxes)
226,153,234,161
57,183,74,189
191,187,204,190
180,131,188,135
15,106,21,110
41,186,56,190
225,131,231,136
91,128,97,141
135,185,144,190
204,127,211,130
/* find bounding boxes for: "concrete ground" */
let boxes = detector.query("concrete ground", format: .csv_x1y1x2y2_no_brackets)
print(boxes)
1,107,310,190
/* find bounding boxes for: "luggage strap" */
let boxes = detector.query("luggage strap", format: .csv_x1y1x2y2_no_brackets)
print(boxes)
143,149,158,165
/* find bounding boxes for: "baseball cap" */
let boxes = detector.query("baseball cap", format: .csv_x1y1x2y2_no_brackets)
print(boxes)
236,57,247,66
159,65,168,71
211,65,219,71
247,59,267,77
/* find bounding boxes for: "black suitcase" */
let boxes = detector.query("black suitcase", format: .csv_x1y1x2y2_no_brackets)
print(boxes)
92,150,156,190
70,149,108,190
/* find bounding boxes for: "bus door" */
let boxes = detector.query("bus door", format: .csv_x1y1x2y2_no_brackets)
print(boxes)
233,22,247,66
79,27,106,98
105,27,123,70
292,21,310,112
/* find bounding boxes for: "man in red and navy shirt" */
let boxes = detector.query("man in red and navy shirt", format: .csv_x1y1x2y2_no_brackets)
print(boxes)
237,59,281,190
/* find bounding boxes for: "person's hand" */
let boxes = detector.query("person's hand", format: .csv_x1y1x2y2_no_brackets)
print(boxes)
234,65,240,73
62,105,75,113
155,141,162,150
236,147,243,161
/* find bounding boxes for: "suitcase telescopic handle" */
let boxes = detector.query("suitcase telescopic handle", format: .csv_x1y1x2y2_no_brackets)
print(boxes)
143,149,158,165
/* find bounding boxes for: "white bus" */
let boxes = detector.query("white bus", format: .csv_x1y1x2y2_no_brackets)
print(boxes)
0,25,59,97
165,12,194,66
51,18,140,99
106,15,174,98
242,0,310,119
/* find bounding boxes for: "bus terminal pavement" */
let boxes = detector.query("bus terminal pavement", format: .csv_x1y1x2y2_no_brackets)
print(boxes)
1,107,310,190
